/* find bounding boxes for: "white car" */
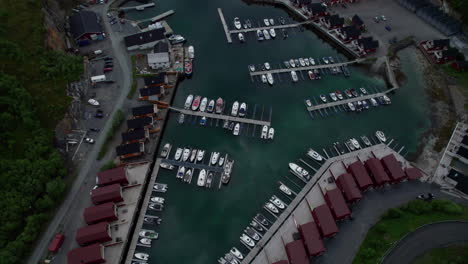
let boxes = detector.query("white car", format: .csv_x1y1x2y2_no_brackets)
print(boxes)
88,98,100,106
85,137,95,144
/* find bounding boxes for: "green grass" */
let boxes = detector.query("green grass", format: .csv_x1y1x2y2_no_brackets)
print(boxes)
97,109,126,160
353,199,468,264
412,244,468,264
127,56,137,99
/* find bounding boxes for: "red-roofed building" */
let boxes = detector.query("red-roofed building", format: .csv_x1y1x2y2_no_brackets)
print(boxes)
347,160,373,191
365,158,390,186
48,234,65,253
83,202,117,225
97,166,128,186
381,154,407,183
405,167,423,180
324,188,351,220
91,184,123,205
336,173,362,203
67,243,105,264
285,239,309,264
76,222,112,246
311,204,338,238
299,222,326,256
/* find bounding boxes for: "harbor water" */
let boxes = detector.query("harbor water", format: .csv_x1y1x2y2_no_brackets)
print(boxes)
125,1,430,263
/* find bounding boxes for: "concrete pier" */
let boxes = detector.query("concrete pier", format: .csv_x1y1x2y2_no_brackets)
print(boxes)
250,59,364,76
118,3,155,11
169,107,271,126
217,8,233,43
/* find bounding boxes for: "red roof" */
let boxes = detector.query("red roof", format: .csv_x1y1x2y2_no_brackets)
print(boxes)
336,173,362,203
67,243,105,264
285,239,309,264
312,204,338,238
76,222,111,246
381,154,407,182
48,234,65,253
324,188,351,220
299,222,326,256
83,202,117,225
97,166,128,186
272,261,289,264
91,184,123,205
405,167,423,180
365,158,390,186
347,160,373,191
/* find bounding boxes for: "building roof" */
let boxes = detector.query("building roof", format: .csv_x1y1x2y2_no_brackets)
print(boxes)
132,105,157,116
285,239,309,264
341,26,361,38
433,39,450,47
336,173,362,202
442,48,459,57
116,142,143,156
307,3,326,13
358,37,379,50
325,15,344,27
67,243,105,264
121,129,146,142
91,184,123,205
83,202,117,225
127,116,153,130
124,28,166,47
295,0,311,4
97,166,128,186
312,204,338,237
69,11,102,40
348,160,373,191
140,86,162,97
76,222,111,246
381,154,407,182
405,167,423,180
299,221,325,256
365,158,390,185
272,261,289,264
148,52,170,64
153,41,169,53
352,14,364,26
325,188,351,220
144,73,166,86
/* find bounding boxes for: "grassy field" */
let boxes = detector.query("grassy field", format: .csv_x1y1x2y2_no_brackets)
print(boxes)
353,199,468,264
412,243,468,264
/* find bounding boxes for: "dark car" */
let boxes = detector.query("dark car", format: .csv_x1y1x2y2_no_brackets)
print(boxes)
103,57,113,61
385,25,392,31
105,62,114,67
95,109,104,118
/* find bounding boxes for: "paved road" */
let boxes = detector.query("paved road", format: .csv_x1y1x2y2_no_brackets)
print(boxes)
382,221,468,264
27,3,133,264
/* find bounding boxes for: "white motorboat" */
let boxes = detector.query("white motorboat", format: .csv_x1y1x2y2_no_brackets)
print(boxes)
207,99,215,113
135,253,149,261
329,92,338,101
308,70,315,80
245,227,260,241
177,166,185,179
197,169,207,186
307,148,324,162
256,30,264,41
190,148,197,163
289,162,310,181
230,247,244,260
261,125,268,139
269,18,275,25
270,195,285,209
250,220,264,232
347,140,355,151
231,101,239,116
261,74,267,83
200,97,208,112
351,138,361,149
268,127,274,140
184,169,192,182
370,97,378,107
160,143,171,158
240,234,255,247
304,58,310,66
182,148,190,162
238,33,245,42
239,102,247,117
160,163,174,170
264,62,271,70
248,64,255,72
263,18,270,26
188,46,195,59
291,71,298,82
309,57,315,65
306,99,312,107
299,58,305,67
279,184,292,196
197,149,205,161
139,230,158,239
150,196,165,204
174,148,182,160
269,28,276,38
168,34,185,44
153,183,167,193
234,17,242,30
218,155,225,166
233,123,240,136
361,136,372,146
263,29,270,40
376,130,387,142
184,95,193,109
267,73,274,85
348,102,356,111
289,59,296,68
211,152,220,165
319,94,327,103
265,202,279,214
139,238,152,245
360,87,367,94
383,95,391,104
224,253,240,264
191,95,201,111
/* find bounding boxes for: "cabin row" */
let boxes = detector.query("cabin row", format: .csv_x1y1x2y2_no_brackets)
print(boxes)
419,39,466,66
272,154,423,264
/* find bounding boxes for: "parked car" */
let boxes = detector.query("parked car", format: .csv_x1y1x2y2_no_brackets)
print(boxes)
103,67,113,72
381,15,387,21
85,137,95,144
110,20,117,25
385,25,392,31
374,16,380,23
104,57,113,61
107,12,112,18
95,109,104,118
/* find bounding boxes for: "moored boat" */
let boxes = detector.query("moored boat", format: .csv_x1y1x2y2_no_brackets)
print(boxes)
197,149,205,161
268,127,274,140
184,95,193,109
188,46,195,59
139,230,158,239
160,163,174,170
308,70,315,80
135,253,149,261
307,148,324,162
199,97,208,112
279,184,292,196
160,143,171,158
267,73,274,85
190,148,197,163
207,99,215,113
269,28,276,38
261,74,267,83
238,33,245,42
239,102,247,117
182,148,190,162
289,162,310,181
197,169,207,186
376,130,387,142
291,70,298,82
233,123,240,136
215,98,224,114
265,202,279,214
174,148,182,160
231,101,239,116
233,17,241,30
261,125,268,139
191,95,201,111
211,152,220,165
289,59,295,68
263,29,270,40
177,166,185,179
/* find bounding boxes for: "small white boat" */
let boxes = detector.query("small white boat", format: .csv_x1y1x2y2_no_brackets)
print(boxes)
177,166,185,179
267,73,274,85
261,125,268,139
231,101,239,116
211,152,220,165
376,130,387,142
245,227,260,241
351,138,361,149
269,18,275,25
233,123,240,136
264,62,271,70
268,127,274,140
190,148,197,163
309,57,315,65
307,148,324,162
160,163,174,170
360,87,367,94
263,29,270,40
279,184,292,196
265,202,279,214
197,169,207,187
151,196,165,204
139,238,152,245
182,148,190,162
329,92,338,101
200,116,207,126
234,17,242,30
207,99,215,113
348,102,356,111
306,99,312,107
269,28,276,38
291,71,298,82
197,149,205,161
239,102,247,117
184,169,192,182
188,46,195,59
168,34,185,44
240,234,255,247
218,155,225,166
383,95,392,104
261,74,267,83
135,253,149,261
370,98,379,107
88,98,99,106
160,143,171,158
200,97,208,112
184,95,193,109
289,162,310,181
304,58,310,66
139,230,158,239
248,64,255,72
270,195,285,209
238,33,245,42
289,59,296,68
299,58,305,67
174,148,182,160
263,19,270,26
230,247,244,260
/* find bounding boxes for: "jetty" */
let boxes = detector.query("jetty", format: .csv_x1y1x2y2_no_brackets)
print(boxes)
230,21,314,34
134,10,175,24
217,8,233,43
250,59,364,77
118,3,155,11
169,106,271,126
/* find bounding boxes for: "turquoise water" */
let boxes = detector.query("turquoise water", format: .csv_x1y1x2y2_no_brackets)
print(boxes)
126,1,430,263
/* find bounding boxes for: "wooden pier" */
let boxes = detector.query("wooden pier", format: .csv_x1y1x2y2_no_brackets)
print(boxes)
230,20,314,34
161,159,224,173
134,10,175,24
217,8,233,43
169,107,271,126
249,59,364,77
118,3,155,11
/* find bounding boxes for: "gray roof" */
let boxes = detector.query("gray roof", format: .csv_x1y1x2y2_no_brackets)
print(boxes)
70,11,102,40
124,28,166,47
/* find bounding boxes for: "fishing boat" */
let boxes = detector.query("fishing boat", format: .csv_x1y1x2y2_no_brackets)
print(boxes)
197,149,205,162
265,202,279,214
376,130,387,142
248,64,255,72
361,135,372,146
289,59,295,68
184,169,192,183
151,196,165,204
135,253,149,261
200,116,207,126
177,166,185,179
308,70,315,80
190,149,197,163
250,220,264,232
270,195,285,209
350,138,361,149
263,18,270,26
261,125,268,139
299,58,305,67
256,30,264,41
160,163,174,170
319,94,327,103
329,92,338,101
188,46,195,59
240,234,255,247
139,230,158,239
261,74,267,83
174,148,182,160
336,90,344,100
233,123,240,136
218,155,225,166
307,148,324,162
211,152,220,165
199,97,208,112
182,148,190,162
207,99,215,113
197,169,207,187
160,143,171,158
289,162,310,181
263,29,270,40
305,99,312,107
231,101,239,116
184,95,193,109
348,102,356,111
245,227,260,241
140,238,152,245
291,71,298,82
215,98,224,114
268,127,274,140
267,73,274,85
279,184,292,196
191,95,201,111
233,17,242,30
239,103,247,117
230,247,244,260
269,28,276,38
238,33,245,42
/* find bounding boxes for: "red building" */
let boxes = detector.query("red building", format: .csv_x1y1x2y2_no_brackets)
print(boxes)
299,222,326,256
420,39,450,52
83,202,118,225
365,158,390,186
91,184,123,205
381,154,407,183
285,239,309,264
116,142,145,160
69,11,104,46
67,243,105,264
324,188,351,220
305,3,327,20
76,222,112,246
311,204,338,238
405,167,423,180
336,173,362,203
97,166,128,186
347,160,373,191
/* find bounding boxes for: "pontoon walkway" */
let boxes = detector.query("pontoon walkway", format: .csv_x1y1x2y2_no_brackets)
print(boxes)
169,107,271,126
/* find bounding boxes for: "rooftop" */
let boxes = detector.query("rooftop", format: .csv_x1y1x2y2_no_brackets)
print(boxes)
124,28,166,47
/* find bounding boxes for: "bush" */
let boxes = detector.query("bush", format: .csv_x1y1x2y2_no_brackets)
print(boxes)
431,200,463,215
403,200,433,215
383,208,403,219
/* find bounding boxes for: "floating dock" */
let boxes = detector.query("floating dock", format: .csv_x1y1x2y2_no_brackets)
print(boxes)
118,3,155,11
217,8,233,43
230,21,314,34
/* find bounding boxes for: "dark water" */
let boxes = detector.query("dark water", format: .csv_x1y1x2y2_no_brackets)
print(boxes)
126,1,430,263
